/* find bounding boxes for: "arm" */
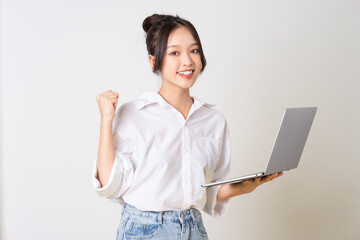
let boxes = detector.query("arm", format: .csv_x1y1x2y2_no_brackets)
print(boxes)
96,119,115,187
216,172,284,201
95,90,119,187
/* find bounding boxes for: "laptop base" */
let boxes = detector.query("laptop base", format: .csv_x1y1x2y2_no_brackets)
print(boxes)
201,172,265,188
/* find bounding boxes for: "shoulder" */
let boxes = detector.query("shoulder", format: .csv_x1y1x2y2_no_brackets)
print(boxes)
112,100,139,133
114,100,137,119
200,104,229,127
206,106,227,121
112,91,154,125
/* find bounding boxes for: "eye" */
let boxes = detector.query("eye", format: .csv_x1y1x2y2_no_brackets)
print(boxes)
170,51,179,56
191,49,199,53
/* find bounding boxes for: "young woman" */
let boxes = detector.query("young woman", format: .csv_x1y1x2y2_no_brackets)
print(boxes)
93,13,283,240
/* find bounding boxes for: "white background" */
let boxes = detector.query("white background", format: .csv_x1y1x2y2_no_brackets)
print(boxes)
1,0,359,239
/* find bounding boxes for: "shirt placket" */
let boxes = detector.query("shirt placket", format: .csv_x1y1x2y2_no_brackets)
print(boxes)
181,123,191,209
166,100,199,209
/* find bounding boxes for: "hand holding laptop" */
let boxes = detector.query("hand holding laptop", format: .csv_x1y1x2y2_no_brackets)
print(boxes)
217,172,284,201
233,171,284,194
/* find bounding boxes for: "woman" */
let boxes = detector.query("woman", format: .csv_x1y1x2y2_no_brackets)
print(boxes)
93,13,283,240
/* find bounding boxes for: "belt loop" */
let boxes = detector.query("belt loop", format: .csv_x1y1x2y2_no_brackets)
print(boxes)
190,208,196,225
158,211,163,224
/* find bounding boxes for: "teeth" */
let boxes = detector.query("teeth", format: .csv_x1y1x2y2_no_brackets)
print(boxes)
178,70,193,75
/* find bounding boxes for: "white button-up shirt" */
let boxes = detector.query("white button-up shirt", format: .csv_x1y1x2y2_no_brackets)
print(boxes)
92,90,231,218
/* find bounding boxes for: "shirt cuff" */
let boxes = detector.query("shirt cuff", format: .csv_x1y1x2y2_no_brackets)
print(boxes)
203,185,230,218
92,152,134,199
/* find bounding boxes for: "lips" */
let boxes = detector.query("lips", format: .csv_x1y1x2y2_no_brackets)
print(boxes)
177,70,194,79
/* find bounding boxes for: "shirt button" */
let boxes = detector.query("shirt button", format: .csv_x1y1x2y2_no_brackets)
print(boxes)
185,147,189,152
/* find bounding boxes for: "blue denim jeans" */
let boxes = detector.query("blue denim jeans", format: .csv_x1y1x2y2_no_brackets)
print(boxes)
116,203,209,240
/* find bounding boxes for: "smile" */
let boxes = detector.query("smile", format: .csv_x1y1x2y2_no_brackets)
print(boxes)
177,70,194,79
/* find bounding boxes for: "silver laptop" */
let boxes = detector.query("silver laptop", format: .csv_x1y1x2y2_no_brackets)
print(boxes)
201,107,317,188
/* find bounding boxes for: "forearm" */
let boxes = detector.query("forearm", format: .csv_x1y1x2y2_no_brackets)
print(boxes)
96,119,115,187
216,183,248,201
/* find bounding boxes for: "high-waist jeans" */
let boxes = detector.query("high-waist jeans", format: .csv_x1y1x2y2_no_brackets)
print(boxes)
116,203,209,240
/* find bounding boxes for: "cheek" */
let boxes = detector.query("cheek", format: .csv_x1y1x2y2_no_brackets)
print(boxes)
161,64,179,78
162,57,178,71
163,63,176,75
193,55,202,66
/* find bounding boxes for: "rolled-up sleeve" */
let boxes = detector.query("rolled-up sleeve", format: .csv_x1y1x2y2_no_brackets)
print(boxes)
92,149,133,199
92,105,134,201
203,120,231,218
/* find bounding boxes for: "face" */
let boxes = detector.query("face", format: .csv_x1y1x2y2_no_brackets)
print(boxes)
150,26,202,91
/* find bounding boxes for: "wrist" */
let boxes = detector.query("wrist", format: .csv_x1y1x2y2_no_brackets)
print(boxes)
100,118,113,125
217,183,240,201
229,182,252,196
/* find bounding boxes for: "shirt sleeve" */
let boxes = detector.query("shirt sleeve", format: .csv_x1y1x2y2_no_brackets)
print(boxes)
203,119,231,218
92,106,134,200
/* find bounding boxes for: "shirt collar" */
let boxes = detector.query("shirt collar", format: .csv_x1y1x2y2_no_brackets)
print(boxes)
134,90,216,111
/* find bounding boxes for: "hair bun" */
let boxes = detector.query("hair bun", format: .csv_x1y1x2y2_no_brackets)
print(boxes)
142,14,167,33
142,14,160,33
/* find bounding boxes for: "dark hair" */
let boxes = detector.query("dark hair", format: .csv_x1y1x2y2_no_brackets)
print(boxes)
142,14,207,75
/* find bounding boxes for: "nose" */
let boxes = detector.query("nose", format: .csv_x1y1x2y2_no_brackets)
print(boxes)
181,52,194,66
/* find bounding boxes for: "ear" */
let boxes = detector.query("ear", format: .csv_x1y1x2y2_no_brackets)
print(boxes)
149,55,155,70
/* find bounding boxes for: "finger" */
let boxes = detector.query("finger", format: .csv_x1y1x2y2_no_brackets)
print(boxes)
103,91,115,96
259,172,280,184
99,97,118,105
105,95,118,99
261,175,274,183
268,173,278,181
266,173,281,182
105,92,119,98
99,94,119,101
274,172,283,178
270,173,278,177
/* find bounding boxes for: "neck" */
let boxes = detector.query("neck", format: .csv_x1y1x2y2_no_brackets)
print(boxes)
157,83,193,111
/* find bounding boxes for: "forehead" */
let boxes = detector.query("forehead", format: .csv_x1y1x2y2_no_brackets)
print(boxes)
167,26,197,47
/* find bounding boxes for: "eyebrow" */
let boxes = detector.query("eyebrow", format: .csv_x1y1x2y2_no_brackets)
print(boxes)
166,43,199,49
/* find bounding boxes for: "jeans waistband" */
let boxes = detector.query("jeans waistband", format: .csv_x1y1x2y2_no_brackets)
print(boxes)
123,203,201,223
